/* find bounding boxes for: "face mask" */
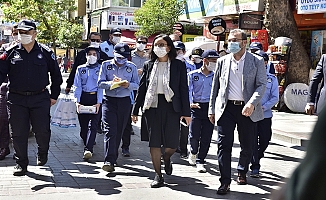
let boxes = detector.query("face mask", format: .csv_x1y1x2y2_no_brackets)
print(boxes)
206,62,217,71
228,41,242,54
153,46,167,58
86,55,98,65
19,34,33,44
194,57,202,64
13,35,19,41
112,36,121,44
115,57,127,65
90,42,100,48
136,43,146,51
176,53,184,61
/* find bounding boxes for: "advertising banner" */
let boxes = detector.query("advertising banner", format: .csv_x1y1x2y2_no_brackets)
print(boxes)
297,0,326,14
206,0,264,16
101,10,139,30
310,30,323,69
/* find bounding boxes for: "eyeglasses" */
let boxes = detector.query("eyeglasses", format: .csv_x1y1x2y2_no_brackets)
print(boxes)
137,41,147,44
154,43,168,47
228,38,246,42
90,39,101,42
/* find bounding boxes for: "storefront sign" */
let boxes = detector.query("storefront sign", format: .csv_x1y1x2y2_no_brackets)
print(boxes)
297,0,326,14
239,13,263,30
101,10,139,30
182,34,200,42
206,0,264,16
208,17,226,36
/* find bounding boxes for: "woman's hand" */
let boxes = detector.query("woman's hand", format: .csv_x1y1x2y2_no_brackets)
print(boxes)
131,115,138,123
180,116,192,126
94,103,101,114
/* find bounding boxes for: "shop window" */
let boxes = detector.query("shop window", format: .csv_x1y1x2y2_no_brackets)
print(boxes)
104,0,110,7
96,0,103,8
130,0,141,7
111,0,129,7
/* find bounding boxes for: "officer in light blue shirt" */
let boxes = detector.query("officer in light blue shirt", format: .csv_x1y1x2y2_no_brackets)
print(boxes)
98,42,139,172
100,27,122,59
185,47,204,72
187,50,219,173
250,50,279,178
74,46,103,161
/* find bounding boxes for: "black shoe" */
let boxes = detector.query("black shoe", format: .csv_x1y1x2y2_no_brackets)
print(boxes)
180,153,187,159
122,148,130,157
237,172,247,185
150,174,164,188
216,184,230,195
13,164,27,176
0,147,10,160
164,159,173,175
37,154,48,166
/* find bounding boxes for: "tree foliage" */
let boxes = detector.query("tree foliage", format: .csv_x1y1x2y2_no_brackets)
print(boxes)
134,0,186,37
1,0,83,56
57,21,84,49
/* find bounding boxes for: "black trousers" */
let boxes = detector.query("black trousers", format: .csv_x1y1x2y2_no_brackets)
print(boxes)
7,91,51,168
216,102,255,185
179,119,189,154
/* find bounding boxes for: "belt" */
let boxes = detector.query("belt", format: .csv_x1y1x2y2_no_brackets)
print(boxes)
9,89,45,96
83,91,97,95
228,100,245,106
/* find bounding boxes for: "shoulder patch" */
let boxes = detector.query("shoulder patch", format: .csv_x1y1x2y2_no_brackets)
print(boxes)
194,76,199,81
51,53,55,60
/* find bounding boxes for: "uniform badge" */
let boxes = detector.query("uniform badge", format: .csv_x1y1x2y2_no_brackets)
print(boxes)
81,69,86,74
194,76,199,81
120,47,125,52
96,71,99,75
37,53,43,59
267,78,272,83
51,53,55,60
105,48,109,52
126,67,132,73
107,65,112,70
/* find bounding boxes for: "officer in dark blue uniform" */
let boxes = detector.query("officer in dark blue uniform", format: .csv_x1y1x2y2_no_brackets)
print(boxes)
187,50,219,173
74,46,103,161
98,43,139,172
0,20,63,176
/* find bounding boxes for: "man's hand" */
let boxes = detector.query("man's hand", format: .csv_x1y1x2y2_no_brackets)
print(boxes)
65,88,71,94
180,116,192,126
242,103,254,117
137,68,143,76
119,81,130,88
93,103,101,114
305,104,315,115
209,114,215,125
131,115,138,123
50,99,57,106
76,102,82,113
190,103,201,109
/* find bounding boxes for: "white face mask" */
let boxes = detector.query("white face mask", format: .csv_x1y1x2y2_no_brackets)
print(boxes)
112,36,121,44
176,53,184,61
90,42,100,48
206,62,217,72
194,57,202,64
13,35,19,41
136,43,146,51
19,34,33,44
153,46,167,58
86,55,97,65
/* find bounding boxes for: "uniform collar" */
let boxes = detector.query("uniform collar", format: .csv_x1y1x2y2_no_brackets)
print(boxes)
17,41,40,51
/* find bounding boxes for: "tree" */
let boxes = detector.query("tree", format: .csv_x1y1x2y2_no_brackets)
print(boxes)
57,21,84,50
1,0,83,57
134,0,186,37
265,0,310,84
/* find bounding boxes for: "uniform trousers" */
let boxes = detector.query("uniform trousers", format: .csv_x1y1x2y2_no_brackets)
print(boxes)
7,91,51,169
250,117,272,171
102,96,131,164
189,102,214,164
179,119,189,154
0,83,9,149
78,92,101,153
216,102,255,185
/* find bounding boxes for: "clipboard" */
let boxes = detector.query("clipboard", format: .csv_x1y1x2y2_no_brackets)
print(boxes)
110,80,128,90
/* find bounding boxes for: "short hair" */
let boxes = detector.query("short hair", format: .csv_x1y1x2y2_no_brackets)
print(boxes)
150,34,177,61
136,35,148,43
229,29,247,40
88,32,102,39
12,25,18,31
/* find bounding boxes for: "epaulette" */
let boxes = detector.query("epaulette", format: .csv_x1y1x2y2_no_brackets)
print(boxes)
5,43,19,52
39,43,53,52
77,64,87,70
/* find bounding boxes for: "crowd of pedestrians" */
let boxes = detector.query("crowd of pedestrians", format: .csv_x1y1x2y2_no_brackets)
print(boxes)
1,19,324,198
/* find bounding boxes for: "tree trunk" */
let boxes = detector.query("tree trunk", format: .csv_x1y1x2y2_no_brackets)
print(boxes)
265,0,310,84
52,39,57,58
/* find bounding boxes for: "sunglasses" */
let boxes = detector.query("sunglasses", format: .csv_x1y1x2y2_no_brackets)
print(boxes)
137,41,147,44
90,39,101,42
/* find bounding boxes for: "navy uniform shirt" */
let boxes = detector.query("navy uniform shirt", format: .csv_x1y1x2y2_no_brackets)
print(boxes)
188,68,214,104
0,42,63,100
98,59,139,97
74,63,103,104
100,41,114,59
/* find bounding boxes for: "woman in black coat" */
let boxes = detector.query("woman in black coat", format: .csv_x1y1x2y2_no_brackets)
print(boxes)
132,34,191,188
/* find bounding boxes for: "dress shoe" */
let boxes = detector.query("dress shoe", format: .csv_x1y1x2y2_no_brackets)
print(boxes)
164,159,173,175
216,184,230,195
150,174,164,188
237,173,247,185
250,169,260,178
102,161,115,172
0,147,10,160
13,164,27,176
122,148,130,157
37,154,48,166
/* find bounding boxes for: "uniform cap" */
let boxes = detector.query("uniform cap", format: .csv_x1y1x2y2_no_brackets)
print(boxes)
254,50,269,61
202,50,219,58
17,20,36,31
191,47,203,57
114,43,130,58
173,41,185,50
110,27,122,35
249,42,263,50
85,45,100,53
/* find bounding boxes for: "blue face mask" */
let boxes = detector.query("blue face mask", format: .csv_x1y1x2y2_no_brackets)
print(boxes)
228,42,241,54
115,57,127,65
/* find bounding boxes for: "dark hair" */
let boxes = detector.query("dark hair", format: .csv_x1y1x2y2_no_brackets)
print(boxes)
88,32,102,39
150,34,177,62
136,35,148,43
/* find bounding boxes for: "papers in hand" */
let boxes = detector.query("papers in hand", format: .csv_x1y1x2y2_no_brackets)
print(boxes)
110,80,128,90
79,105,97,114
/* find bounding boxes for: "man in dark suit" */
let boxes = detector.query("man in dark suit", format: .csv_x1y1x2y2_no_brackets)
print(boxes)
208,29,266,195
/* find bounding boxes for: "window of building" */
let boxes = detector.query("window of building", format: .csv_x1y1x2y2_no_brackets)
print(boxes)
97,0,103,8
130,0,141,7
111,0,129,7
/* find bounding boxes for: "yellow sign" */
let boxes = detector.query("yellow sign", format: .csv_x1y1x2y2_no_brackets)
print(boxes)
182,34,200,42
